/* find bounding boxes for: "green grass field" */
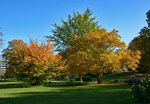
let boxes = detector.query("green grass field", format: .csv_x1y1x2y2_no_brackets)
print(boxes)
0,83,132,104
0,72,137,104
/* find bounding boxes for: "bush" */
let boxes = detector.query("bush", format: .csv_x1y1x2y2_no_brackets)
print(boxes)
0,78,17,82
65,82,89,86
131,76,150,103
114,79,119,83
127,77,142,85
75,78,80,81
44,82,89,87
82,76,92,82
70,79,74,82
75,76,92,82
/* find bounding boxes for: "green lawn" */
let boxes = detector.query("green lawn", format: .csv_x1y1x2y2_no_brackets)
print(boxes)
0,72,138,104
0,82,26,89
0,82,132,104
103,72,144,82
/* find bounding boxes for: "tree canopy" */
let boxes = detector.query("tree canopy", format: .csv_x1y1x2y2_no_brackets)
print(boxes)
65,29,141,83
2,39,65,85
46,8,100,53
1,8,143,85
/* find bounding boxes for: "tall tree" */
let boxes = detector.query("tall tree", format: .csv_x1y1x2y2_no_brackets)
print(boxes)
2,39,65,85
46,8,100,53
46,9,100,81
128,10,150,73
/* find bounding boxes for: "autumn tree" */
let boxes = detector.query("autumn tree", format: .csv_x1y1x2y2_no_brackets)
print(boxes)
128,10,150,73
2,39,64,85
46,8,100,53
66,30,141,83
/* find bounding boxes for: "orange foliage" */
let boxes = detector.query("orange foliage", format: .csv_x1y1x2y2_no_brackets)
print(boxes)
2,39,65,85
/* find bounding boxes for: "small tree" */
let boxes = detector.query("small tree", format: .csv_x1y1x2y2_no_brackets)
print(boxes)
2,39,65,85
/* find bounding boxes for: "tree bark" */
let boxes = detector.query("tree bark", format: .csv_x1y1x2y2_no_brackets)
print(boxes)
96,73,103,84
79,74,83,82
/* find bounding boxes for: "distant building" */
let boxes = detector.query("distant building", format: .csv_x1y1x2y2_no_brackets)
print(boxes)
0,57,7,76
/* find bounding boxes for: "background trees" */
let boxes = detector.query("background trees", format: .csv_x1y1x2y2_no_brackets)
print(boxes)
128,10,150,73
2,39,65,85
45,9,141,83
1,9,142,84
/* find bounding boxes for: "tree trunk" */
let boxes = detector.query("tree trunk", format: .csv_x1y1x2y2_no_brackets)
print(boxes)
96,73,103,84
79,74,83,82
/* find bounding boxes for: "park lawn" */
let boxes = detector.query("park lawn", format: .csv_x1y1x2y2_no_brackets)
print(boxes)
0,82,132,104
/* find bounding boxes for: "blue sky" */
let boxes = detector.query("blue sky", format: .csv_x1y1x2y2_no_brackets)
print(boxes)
0,0,150,51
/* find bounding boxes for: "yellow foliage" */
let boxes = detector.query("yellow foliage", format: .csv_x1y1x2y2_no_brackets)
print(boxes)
64,30,141,83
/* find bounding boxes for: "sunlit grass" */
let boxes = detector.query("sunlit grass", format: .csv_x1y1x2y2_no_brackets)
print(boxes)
0,82,132,104
103,72,143,82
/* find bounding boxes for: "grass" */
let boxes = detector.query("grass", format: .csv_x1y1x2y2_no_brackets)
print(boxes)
50,72,145,83
0,82,26,89
103,72,145,82
0,83,132,104
0,72,137,104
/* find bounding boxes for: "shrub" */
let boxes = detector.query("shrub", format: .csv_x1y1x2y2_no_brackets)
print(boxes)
131,76,150,103
114,79,119,83
75,78,80,81
127,77,142,85
44,82,89,87
70,79,74,82
75,76,92,82
65,82,89,86
82,76,92,82
124,80,128,83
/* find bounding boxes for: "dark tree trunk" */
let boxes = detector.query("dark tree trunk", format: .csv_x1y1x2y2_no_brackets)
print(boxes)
79,74,83,82
96,73,103,84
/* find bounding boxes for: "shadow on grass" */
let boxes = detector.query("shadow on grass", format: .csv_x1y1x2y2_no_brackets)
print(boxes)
0,82,26,89
0,80,16,82
0,81,89,89
0,84,132,104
